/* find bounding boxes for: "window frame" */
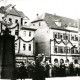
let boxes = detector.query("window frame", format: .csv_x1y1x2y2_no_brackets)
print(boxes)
23,44,26,50
29,31,31,37
15,30,18,35
29,44,31,51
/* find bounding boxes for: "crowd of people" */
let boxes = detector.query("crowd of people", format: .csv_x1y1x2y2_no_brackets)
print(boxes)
15,55,80,79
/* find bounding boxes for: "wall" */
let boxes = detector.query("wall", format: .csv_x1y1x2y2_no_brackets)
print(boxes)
15,29,35,56
50,28,79,63
33,21,51,56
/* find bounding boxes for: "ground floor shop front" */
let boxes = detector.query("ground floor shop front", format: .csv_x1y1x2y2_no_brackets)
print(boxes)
15,54,35,67
51,54,80,64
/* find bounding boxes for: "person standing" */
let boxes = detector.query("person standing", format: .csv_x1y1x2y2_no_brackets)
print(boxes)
59,59,65,77
52,59,59,77
65,59,70,76
69,62,74,76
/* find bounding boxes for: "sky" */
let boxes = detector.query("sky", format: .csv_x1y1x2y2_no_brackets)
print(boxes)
0,0,80,21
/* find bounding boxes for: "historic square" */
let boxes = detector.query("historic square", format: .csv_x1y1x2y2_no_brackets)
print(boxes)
0,0,80,80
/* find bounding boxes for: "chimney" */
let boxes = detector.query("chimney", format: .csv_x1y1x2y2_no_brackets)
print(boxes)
36,13,39,20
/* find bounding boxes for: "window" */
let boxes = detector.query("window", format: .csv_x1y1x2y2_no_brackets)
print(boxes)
39,22,41,26
23,31,26,36
71,34,75,41
54,32,62,39
54,58,58,63
23,44,26,50
63,33,68,40
71,49,74,54
15,30,18,35
15,19,18,23
58,46,63,53
54,46,58,53
29,31,31,37
54,32,57,38
64,47,68,53
58,33,62,39
9,18,12,22
75,35,78,41
29,44,31,51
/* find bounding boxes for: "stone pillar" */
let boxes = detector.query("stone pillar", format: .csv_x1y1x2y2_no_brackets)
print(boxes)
0,35,15,79
0,35,2,78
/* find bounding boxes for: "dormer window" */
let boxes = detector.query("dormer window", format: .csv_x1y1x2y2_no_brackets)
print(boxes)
55,19,61,27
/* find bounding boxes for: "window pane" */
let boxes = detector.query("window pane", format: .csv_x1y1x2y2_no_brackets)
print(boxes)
15,30,18,35
39,22,41,26
29,44,31,51
29,32,31,37
15,19,18,23
63,33,68,40
54,46,57,53
24,31,26,36
58,46,63,53
23,44,26,50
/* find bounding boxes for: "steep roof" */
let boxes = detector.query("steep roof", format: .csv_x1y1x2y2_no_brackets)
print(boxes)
31,13,77,29
8,8,25,17
0,6,25,18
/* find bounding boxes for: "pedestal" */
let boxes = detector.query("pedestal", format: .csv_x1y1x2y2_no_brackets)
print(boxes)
0,35,15,79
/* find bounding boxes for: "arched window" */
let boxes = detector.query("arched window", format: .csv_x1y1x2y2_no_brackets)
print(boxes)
60,59,64,63
54,58,58,63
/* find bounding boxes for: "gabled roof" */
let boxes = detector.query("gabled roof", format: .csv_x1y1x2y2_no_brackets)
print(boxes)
31,13,77,29
8,8,25,17
0,5,26,18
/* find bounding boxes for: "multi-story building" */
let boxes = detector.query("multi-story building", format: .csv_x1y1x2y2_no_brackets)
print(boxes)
30,13,80,64
15,27,36,64
0,4,36,65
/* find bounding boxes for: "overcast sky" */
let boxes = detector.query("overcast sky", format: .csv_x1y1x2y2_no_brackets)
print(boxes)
0,0,80,21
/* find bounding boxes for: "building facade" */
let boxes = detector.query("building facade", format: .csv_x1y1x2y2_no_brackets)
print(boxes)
30,13,80,64
0,4,36,65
